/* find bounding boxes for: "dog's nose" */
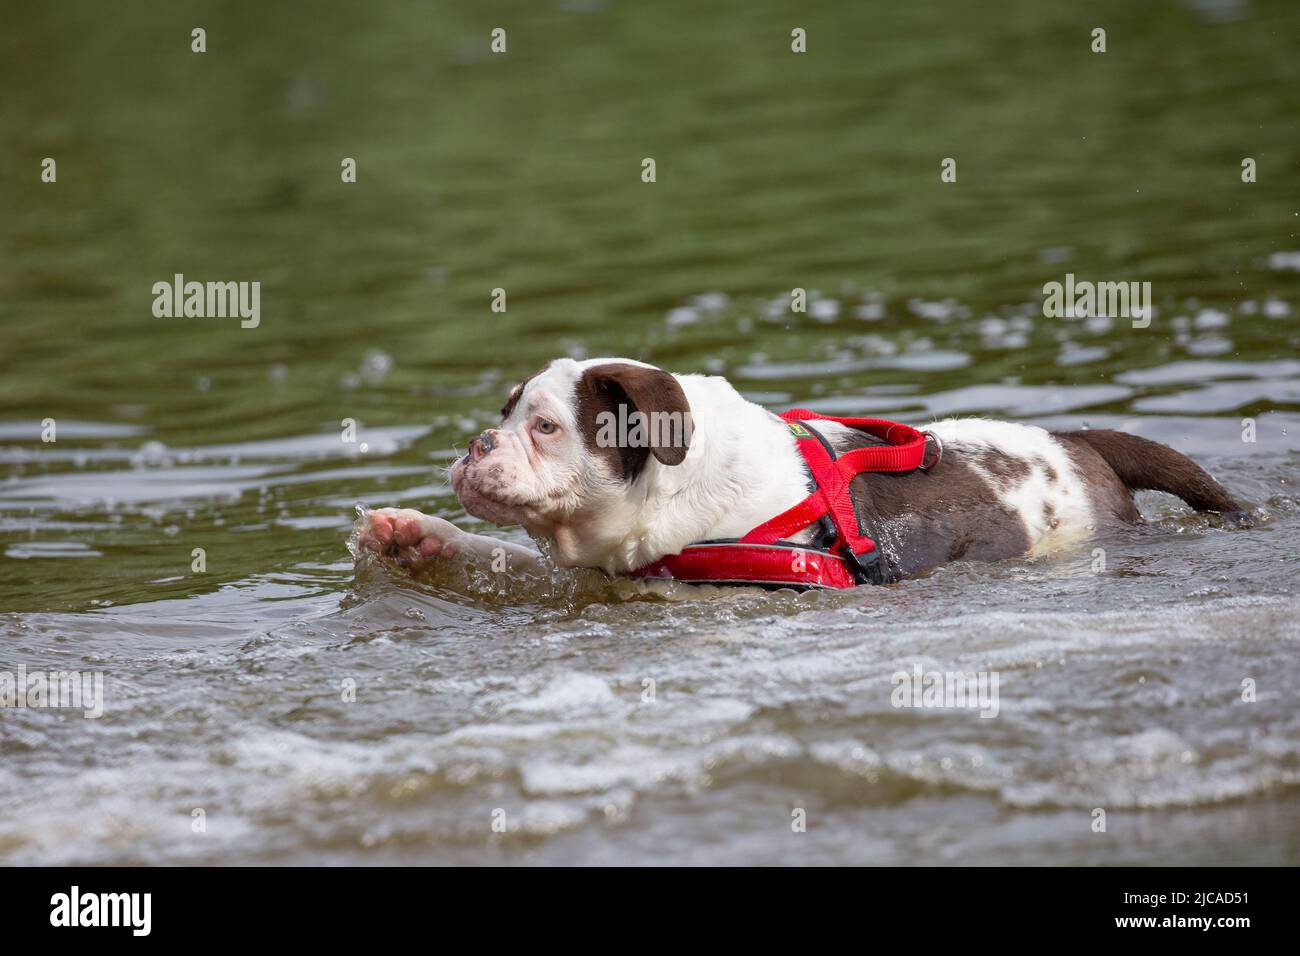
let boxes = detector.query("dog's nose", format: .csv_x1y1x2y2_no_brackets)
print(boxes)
469,430,497,462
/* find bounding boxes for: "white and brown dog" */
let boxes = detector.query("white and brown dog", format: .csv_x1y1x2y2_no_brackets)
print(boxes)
354,357,1245,584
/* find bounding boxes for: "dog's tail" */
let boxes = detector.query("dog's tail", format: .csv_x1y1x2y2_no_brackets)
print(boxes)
1060,429,1247,517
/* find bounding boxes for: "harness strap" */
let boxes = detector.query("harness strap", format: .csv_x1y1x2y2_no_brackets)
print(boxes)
630,408,930,589
784,408,930,473
741,410,928,566
631,542,860,590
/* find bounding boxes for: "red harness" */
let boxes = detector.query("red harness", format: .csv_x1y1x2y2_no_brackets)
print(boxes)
629,409,933,590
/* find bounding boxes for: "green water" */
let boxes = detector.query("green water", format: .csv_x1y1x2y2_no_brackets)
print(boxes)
1,0,1299,865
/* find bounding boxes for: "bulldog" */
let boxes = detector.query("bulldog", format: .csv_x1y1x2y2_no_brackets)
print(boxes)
354,357,1245,586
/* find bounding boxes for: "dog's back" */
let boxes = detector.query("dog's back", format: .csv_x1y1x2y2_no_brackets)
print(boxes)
808,418,1245,579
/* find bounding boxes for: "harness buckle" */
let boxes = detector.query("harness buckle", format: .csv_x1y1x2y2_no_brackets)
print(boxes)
842,542,892,586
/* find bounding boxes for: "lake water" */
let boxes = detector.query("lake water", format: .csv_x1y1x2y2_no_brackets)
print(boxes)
1,0,1298,864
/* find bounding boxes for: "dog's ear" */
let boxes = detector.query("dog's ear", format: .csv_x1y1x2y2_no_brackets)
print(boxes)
580,363,692,467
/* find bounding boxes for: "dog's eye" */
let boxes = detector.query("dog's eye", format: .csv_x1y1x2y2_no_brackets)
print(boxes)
535,418,558,435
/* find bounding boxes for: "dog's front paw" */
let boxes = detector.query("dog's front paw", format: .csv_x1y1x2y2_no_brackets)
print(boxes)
354,507,466,572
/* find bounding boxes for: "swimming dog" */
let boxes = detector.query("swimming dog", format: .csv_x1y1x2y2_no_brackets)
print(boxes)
355,358,1245,584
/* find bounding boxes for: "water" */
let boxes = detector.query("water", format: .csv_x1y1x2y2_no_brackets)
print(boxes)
2,0,1299,864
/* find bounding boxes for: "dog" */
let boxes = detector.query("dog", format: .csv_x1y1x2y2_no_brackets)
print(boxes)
354,357,1246,585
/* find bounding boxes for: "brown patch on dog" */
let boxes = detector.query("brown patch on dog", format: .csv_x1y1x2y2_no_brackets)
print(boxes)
500,362,552,420
821,427,1032,579
575,363,692,481
970,449,1032,484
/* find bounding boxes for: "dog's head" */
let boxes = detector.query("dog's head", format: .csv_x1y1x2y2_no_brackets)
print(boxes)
449,358,694,555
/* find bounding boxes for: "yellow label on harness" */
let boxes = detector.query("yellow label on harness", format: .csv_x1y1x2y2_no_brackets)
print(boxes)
787,423,812,438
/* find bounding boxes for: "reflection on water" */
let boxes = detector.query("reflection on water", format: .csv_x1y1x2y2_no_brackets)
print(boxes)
1,0,1299,864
